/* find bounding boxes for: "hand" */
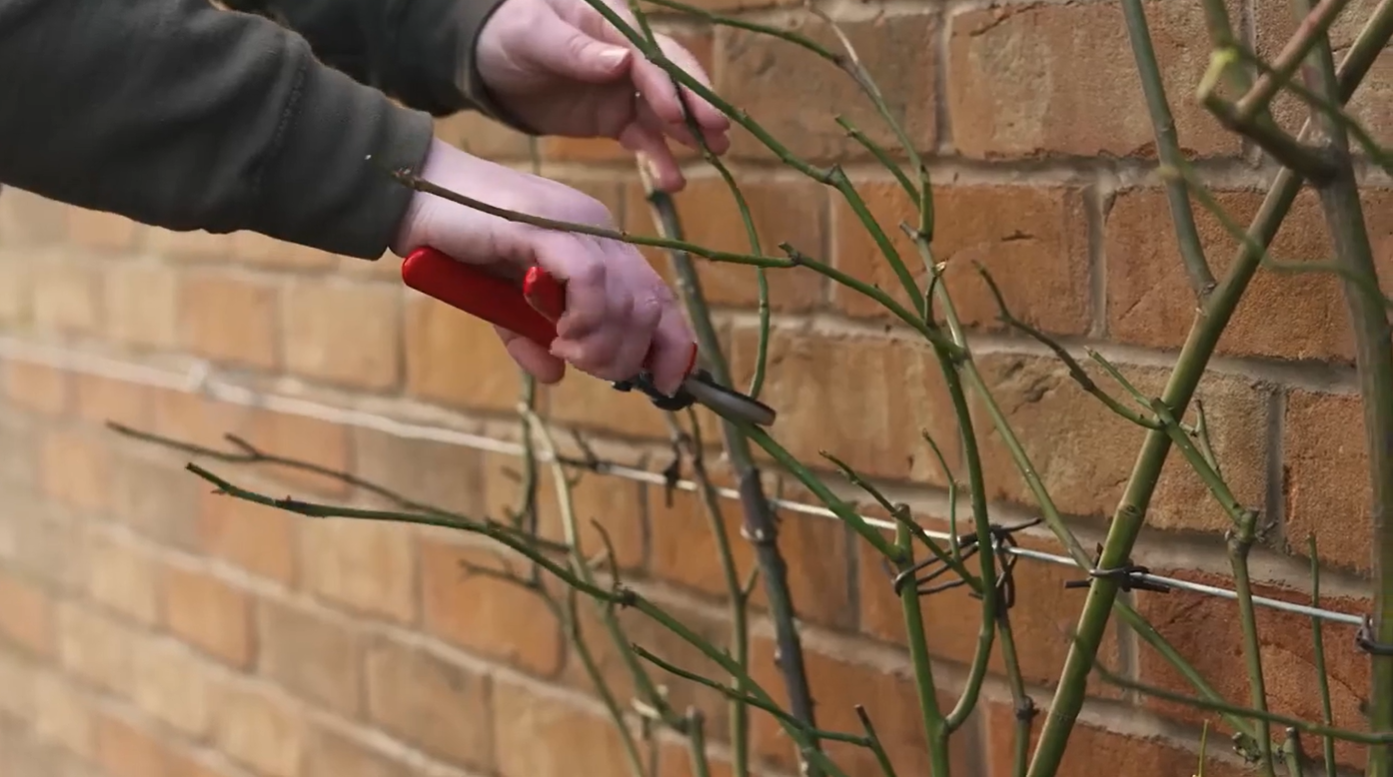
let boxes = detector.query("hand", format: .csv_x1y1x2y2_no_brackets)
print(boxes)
474,0,730,192
392,138,696,394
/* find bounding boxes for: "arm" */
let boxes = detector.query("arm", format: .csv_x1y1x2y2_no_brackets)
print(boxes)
0,0,435,258
220,0,524,125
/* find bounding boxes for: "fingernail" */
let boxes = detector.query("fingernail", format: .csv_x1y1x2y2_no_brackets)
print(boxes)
599,46,628,68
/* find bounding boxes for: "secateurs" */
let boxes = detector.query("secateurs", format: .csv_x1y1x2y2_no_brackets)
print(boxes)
400,246,778,427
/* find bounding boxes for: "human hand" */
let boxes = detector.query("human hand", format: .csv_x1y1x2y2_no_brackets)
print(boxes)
392,138,696,394
474,0,730,192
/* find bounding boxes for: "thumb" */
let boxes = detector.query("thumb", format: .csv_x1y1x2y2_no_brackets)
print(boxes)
530,19,633,83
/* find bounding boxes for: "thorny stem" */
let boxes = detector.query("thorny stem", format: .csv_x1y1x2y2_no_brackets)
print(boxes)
634,646,871,747
855,706,899,777
557,586,648,777
1290,0,1393,770
666,410,751,777
687,710,714,777
639,177,821,770
189,458,856,777
1283,729,1307,777
1118,0,1215,296
1231,508,1277,777
1091,663,1393,745
997,609,1036,777
1028,9,1393,771
1233,0,1352,120
526,408,672,728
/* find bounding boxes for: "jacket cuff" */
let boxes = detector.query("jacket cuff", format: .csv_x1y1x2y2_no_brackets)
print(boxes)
394,0,541,135
257,60,436,259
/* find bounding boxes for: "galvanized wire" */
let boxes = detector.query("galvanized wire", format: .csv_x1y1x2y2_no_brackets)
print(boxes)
0,336,1366,627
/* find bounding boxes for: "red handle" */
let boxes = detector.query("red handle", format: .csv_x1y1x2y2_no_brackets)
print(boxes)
402,246,699,378
401,246,567,348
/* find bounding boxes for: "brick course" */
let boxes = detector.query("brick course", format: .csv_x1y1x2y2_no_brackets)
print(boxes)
0,3,1387,776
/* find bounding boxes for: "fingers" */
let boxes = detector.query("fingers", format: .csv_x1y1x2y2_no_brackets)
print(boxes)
618,122,684,191
531,232,694,391
629,33,731,139
496,326,567,383
530,6,635,84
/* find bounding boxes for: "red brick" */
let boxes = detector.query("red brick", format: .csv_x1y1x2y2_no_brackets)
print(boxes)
94,714,170,777
749,636,975,776
0,570,54,656
729,327,960,485
30,672,93,757
282,281,400,390
197,489,298,584
493,681,636,777
0,646,33,721
1103,187,1390,362
108,454,201,550
148,227,229,262
0,259,30,324
105,263,179,350
56,603,134,696
482,450,646,572
858,517,1121,695
717,15,937,162
647,461,756,598
304,726,412,777
75,374,151,429
969,353,1269,533
420,539,562,676
67,207,140,251
230,230,337,270
1284,389,1373,572
177,272,280,370
365,639,493,769
30,262,99,334
162,564,254,667
638,0,794,14
404,294,521,414
654,742,737,777
240,409,353,497
983,700,1251,777
0,188,68,246
212,683,306,777
257,598,364,715
128,633,214,738
434,112,532,160
3,501,89,595
85,531,160,625
39,429,110,512
949,1,1236,159
3,360,70,416
149,389,253,452
353,428,486,517
624,177,828,312
1133,570,1371,772
832,182,1091,333
301,519,416,623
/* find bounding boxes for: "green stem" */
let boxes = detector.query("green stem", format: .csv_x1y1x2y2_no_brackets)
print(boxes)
1092,664,1393,745
895,524,952,777
1308,535,1338,777
1289,2,1393,770
557,589,650,777
1282,729,1307,777
1229,512,1277,777
1235,0,1352,120
1025,13,1393,769
997,610,1036,777
1119,0,1215,296
687,710,714,777
669,410,752,777
855,706,900,777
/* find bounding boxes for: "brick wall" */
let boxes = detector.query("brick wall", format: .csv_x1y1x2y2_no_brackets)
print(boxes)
0,1,1386,776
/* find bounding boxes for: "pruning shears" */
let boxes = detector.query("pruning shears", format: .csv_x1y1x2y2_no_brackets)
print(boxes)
400,246,778,426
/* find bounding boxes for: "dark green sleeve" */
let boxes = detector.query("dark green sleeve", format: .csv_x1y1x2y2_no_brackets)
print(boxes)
0,0,437,259
223,0,528,129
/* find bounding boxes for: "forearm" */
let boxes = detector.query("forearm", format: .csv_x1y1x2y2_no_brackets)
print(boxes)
221,0,521,124
0,0,435,258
